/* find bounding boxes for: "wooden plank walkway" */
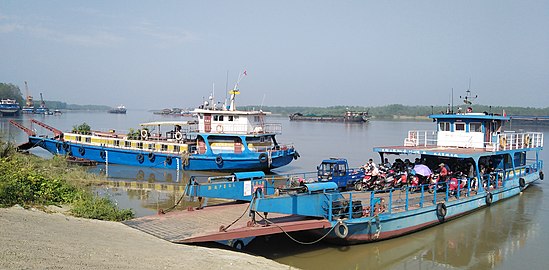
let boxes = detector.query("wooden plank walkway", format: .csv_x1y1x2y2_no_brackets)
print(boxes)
123,201,330,244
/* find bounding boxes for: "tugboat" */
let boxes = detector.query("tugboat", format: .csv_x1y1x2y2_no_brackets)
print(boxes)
12,72,299,172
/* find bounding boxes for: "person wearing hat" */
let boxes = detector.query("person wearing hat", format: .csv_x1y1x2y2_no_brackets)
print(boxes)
439,163,449,179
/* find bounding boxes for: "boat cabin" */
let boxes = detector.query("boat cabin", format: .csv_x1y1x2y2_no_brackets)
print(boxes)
404,113,542,151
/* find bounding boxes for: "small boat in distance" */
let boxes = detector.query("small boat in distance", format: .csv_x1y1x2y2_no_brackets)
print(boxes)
108,105,127,114
0,99,21,116
289,110,369,123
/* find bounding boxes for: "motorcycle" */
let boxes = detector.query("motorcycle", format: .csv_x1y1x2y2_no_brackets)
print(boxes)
428,173,447,193
448,173,468,196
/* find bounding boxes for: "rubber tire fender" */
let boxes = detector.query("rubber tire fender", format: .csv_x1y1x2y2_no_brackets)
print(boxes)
519,177,526,190
148,152,155,163
436,202,447,222
215,154,223,166
259,153,268,163
165,156,173,166
100,150,106,160
78,146,85,156
334,221,349,239
136,153,145,164
540,171,544,180
485,192,493,206
232,240,244,250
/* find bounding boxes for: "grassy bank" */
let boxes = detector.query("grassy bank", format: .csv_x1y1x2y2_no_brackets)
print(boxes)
0,138,133,221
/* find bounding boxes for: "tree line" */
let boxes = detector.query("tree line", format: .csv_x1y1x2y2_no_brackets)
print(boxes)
241,104,549,117
0,83,110,110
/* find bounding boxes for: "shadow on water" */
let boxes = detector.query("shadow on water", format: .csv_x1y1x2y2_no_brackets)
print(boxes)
240,184,543,270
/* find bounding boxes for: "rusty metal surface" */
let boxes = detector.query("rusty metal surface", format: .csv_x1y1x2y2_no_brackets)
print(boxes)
124,202,330,243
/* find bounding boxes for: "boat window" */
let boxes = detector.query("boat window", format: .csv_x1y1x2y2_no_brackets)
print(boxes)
470,122,482,132
85,137,91,143
124,141,131,148
137,142,143,149
76,136,81,142
148,143,155,150
174,145,180,152
161,144,168,151
439,122,450,131
455,123,465,131
228,116,234,121
219,115,224,121
254,116,260,122
213,115,219,121
114,140,120,147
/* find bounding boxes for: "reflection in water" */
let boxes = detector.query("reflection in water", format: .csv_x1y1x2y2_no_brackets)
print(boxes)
89,164,231,217
246,185,542,270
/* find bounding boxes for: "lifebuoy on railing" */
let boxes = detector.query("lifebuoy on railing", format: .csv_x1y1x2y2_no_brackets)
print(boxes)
334,220,349,239
524,135,531,148
175,131,183,141
216,125,224,133
141,129,149,140
436,202,447,222
499,136,507,150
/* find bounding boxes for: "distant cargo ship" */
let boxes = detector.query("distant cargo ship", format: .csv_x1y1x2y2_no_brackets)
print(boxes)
289,111,369,123
108,105,127,114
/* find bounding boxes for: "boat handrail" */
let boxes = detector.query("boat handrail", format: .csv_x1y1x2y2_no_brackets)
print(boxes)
202,123,282,135
403,130,437,147
492,132,543,151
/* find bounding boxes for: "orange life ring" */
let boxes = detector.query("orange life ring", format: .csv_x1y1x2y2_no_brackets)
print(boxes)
216,125,224,133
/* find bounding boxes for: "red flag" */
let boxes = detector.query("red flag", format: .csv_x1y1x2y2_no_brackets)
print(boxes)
243,70,247,76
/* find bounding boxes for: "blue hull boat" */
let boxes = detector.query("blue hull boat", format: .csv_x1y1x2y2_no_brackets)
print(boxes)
13,77,299,172
182,110,543,246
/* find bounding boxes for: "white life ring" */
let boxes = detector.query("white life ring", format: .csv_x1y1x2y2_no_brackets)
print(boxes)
334,220,348,239
175,131,183,141
216,125,224,133
141,129,149,140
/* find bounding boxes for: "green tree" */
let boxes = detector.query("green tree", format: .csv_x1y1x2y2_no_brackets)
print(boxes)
0,83,24,106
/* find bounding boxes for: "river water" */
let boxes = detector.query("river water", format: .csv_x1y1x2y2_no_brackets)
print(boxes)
1,111,547,270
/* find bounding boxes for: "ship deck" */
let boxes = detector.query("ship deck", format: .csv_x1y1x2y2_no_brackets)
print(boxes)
123,201,331,244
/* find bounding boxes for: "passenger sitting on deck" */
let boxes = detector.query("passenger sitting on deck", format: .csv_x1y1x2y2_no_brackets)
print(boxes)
383,158,391,168
438,163,449,180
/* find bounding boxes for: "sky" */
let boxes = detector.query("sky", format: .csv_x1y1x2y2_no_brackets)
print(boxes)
1,0,548,109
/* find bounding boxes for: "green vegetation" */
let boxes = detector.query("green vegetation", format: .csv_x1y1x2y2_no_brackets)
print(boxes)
0,83,25,106
72,122,92,135
242,104,549,118
0,138,134,221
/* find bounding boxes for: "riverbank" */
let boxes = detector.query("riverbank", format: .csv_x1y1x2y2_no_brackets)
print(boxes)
0,206,293,270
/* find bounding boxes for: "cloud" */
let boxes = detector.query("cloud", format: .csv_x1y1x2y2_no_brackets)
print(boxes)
0,21,124,47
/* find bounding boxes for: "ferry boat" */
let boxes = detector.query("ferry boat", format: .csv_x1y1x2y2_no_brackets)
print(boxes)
12,82,299,172
0,99,21,116
153,106,543,248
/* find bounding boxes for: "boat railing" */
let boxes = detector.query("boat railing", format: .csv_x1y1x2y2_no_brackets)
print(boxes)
403,130,437,147
324,162,542,222
492,132,544,151
209,123,282,135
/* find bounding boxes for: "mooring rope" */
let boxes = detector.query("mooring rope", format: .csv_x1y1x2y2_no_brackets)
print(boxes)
255,212,337,245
